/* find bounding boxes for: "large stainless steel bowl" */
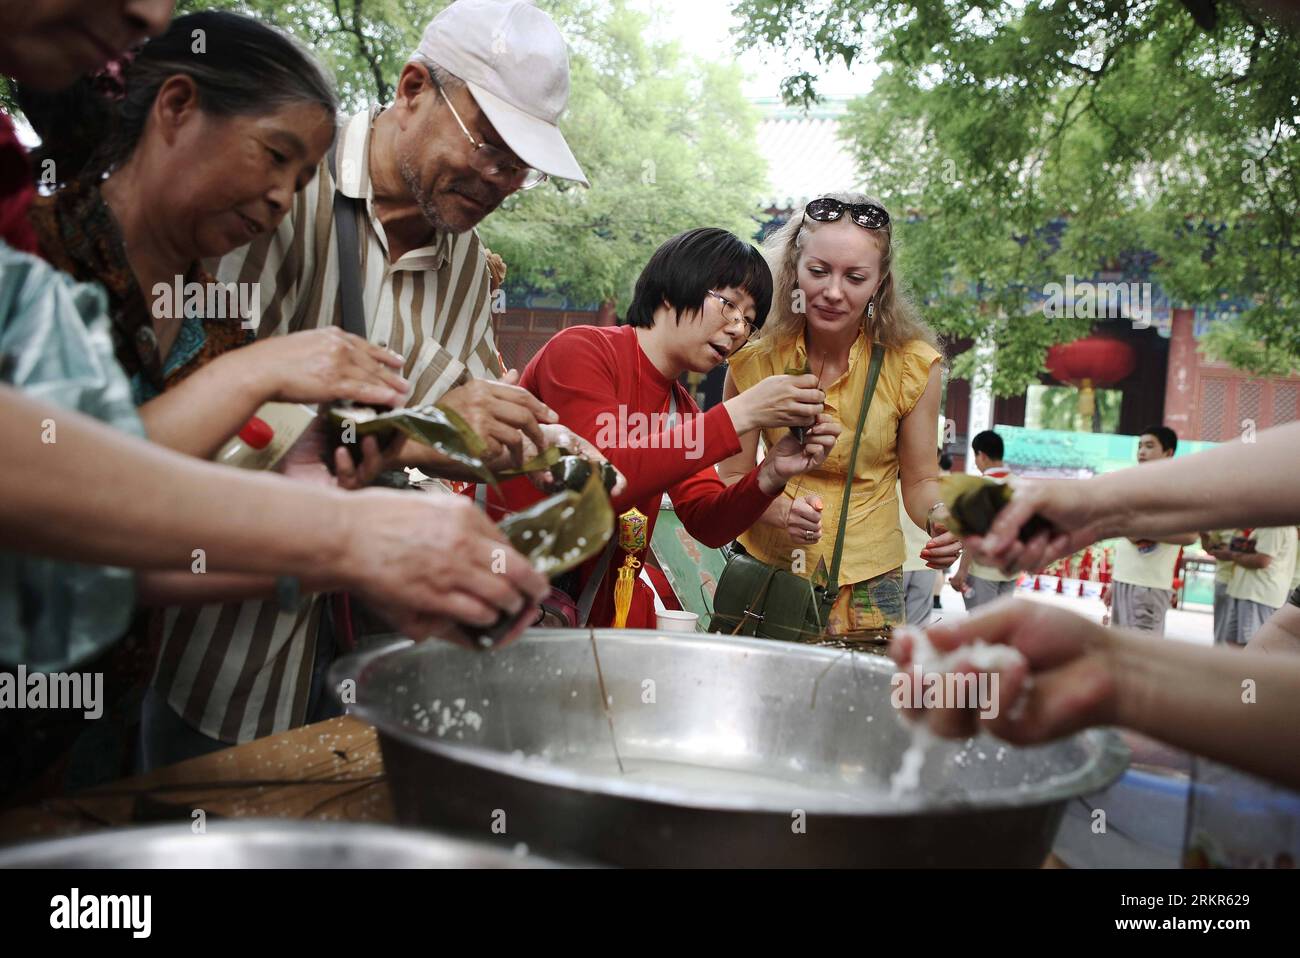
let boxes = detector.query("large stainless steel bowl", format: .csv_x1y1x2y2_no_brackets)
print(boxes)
333,631,1128,867
0,821,556,868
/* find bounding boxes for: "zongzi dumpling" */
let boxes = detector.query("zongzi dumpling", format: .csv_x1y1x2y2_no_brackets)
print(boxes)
939,474,1053,541
784,358,813,444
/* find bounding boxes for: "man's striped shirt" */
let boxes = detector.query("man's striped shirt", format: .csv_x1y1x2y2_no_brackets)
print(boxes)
151,107,498,743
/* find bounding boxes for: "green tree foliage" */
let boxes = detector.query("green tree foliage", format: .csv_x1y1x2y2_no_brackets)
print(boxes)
734,0,1300,392
479,1,768,308
1028,384,1122,433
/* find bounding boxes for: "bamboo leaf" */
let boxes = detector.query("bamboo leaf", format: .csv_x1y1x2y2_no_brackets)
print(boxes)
499,468,615,577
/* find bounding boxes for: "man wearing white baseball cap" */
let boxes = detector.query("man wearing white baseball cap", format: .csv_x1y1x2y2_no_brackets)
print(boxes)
146,1,593,767
417,0,589,188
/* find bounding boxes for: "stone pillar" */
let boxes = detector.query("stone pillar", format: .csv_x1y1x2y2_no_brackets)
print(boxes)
966,338,995,474
1163,308,1197,438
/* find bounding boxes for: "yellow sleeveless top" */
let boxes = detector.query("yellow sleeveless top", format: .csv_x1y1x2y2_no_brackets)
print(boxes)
728,329,941,587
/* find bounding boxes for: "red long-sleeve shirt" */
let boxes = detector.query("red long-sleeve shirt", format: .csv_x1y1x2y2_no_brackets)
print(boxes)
517,324,777,627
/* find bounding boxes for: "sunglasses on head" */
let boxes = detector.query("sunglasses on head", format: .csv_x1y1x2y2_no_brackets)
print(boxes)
803,197,890,230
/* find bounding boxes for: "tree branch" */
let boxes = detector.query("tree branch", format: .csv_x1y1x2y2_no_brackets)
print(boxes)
332,0,391,102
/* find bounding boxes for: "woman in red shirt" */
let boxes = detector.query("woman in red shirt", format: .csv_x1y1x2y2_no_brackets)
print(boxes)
520,227,841,628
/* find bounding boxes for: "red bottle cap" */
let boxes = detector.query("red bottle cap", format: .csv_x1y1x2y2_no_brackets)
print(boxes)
238,416,274,450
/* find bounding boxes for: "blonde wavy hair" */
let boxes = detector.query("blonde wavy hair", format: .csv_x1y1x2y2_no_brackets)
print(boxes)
757,191,939,354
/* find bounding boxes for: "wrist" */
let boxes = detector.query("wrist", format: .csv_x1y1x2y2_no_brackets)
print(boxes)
318,488,365,590
722,395,754,436
756,459,786,497
1100,628,1143,731
222,344,279,408
436,383,465,416
762,493,789,528
924,501,947,537
1089,472,1131,541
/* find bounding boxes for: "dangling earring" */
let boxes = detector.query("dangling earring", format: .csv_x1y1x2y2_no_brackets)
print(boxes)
865,301,875,323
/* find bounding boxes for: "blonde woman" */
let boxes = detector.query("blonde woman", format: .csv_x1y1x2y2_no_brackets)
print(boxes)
719,194,962,642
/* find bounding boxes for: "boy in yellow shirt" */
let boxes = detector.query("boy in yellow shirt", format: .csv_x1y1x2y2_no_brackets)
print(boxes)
1221,526,1298,646
949,431,1018,608
1109,426,1197,635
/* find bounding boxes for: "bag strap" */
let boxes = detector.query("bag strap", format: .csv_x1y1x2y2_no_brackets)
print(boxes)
328,149,367,340
826,343,885,591
576,390,678,626
733,562,779,636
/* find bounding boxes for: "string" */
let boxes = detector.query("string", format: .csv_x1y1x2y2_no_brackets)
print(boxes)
782,348,829,534
589,626,625,774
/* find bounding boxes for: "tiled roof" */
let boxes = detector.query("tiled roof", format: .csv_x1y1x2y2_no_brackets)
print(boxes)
753,97,867,210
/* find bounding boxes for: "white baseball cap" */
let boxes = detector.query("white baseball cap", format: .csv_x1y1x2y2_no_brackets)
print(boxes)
416,0,589,187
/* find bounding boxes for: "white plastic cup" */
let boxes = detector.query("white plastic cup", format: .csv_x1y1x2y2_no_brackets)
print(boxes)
656,610,699,633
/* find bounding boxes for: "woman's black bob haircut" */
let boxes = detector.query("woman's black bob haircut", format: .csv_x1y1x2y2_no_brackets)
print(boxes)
625,228,773,330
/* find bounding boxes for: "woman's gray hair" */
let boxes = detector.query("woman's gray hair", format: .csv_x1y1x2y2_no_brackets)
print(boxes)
17,10,338,183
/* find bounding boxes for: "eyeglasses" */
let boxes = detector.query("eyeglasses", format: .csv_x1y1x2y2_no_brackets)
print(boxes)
430,72,548,191
803,197,890,230
706,290,757,341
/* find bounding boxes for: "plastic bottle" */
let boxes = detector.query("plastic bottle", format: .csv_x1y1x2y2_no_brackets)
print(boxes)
214,402,316,471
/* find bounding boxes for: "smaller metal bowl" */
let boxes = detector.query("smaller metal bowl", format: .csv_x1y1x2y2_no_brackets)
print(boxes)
0,820,560,868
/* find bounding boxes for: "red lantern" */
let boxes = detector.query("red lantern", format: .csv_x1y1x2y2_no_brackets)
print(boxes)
1045,335,1137,426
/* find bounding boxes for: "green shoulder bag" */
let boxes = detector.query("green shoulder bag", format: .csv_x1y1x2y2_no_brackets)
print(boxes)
708,344,884,643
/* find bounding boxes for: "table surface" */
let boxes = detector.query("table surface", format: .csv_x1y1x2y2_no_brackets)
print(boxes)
0,716,390,844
